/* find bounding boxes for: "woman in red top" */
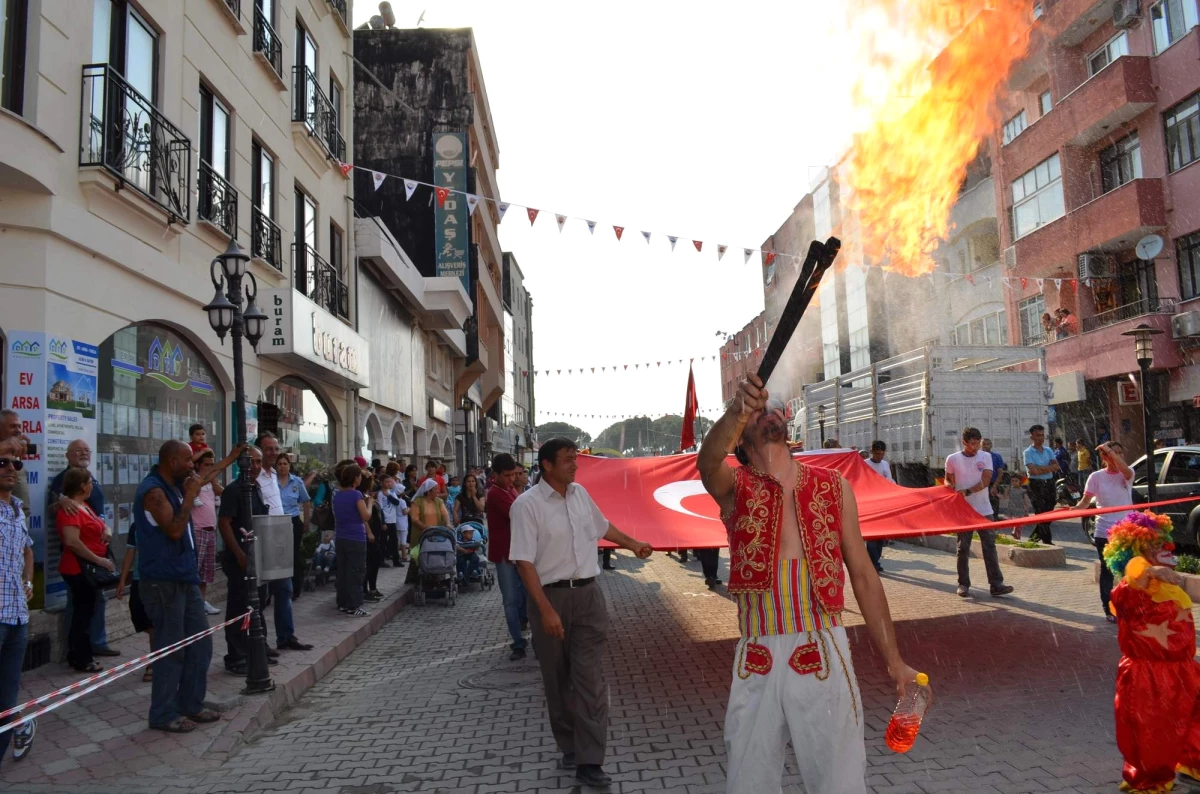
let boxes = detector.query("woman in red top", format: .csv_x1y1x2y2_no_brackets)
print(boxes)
58,467,115,672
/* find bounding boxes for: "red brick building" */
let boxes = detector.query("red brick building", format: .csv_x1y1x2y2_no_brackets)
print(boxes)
995,0,1200,455
719,311,767,405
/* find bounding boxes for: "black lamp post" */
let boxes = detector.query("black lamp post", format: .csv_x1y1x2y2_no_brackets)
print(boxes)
817,404,826,447
203,240,274,695
1121,323,1163,503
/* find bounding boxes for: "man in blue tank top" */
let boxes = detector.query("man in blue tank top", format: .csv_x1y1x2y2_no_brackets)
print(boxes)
134,440,218,733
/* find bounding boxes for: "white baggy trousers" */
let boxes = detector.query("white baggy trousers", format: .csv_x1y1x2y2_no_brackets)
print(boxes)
724,627,867,794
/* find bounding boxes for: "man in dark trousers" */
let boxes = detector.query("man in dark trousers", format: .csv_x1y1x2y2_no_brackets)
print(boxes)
216,446,280,674
485,453,527,661
1023,424,1060,544
510,438,653,788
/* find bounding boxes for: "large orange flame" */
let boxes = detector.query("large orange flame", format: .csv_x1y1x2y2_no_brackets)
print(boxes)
843,0,1034,276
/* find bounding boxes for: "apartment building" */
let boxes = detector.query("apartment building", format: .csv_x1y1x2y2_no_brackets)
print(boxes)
500,253,535,465
996,0,1200,453
0,0,360,609
352,25,507,471
718,311,767,405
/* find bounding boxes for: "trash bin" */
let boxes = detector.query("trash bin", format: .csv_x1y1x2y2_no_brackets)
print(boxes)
252,514,295,582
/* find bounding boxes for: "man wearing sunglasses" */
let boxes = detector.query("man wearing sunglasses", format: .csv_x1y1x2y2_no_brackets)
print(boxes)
699,375,919,793
0,454,36,765
0,411,31,518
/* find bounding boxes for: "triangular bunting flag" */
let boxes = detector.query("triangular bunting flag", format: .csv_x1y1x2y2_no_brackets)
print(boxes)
624,365,628,370
568,369,573,375
693,240,703,252
1002,277,1010,287
521,370,528,377
765,252,777,265
466,194,479,215
965,274,975,285
642,231,651,244
744,248,753,264
556,369,561,375
404,179,418,201
635,364,639,369
527,208,539,226
590,368,595,373
586,220,597,235
339,162,353,177
1054,278,1063,289
601,367,606,372
717,244,728,261
372,171,386,191
498,203,510,222
1070,279,1078,289
1035,278,1044,288
435,187,450,208
656,362,661,367
668,236,678,251
556,214,567,232
613,226,624,241
1020,277,1028,289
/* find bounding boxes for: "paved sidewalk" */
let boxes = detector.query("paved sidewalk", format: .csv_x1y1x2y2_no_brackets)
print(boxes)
0,563,412,789
2,520,1153,792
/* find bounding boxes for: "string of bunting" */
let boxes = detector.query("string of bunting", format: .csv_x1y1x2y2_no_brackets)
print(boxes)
527,351,765,379
340,161,1078,291
539,407,723,422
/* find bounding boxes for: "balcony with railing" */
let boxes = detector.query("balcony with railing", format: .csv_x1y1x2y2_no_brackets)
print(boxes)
197,161,237,238
213,0,245,33
79,64,191,223
1044,297,1183,379
327,0,349,32
253,7,283,83
252,206,283,271
291,67,344,164
292,242,349,322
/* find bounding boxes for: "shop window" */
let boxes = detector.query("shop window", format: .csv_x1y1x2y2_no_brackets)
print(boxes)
1,0,28,114
1165,91,1200,172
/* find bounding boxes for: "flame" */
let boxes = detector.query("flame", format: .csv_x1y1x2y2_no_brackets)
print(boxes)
842,0,1034,276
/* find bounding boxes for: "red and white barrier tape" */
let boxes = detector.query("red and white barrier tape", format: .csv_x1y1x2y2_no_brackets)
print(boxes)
0,609,253,733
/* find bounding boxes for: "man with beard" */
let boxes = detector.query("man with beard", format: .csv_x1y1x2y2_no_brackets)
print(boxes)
697,374,921,793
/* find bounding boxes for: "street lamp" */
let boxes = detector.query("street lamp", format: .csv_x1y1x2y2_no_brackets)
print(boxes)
1121,323,1164,502
817,404,826,446
202,239,274,695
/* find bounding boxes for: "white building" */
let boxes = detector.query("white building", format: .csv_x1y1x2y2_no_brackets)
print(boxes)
0,0,361,609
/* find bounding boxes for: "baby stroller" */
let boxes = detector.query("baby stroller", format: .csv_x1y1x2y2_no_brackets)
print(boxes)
455,522,494,592
414,526,458,607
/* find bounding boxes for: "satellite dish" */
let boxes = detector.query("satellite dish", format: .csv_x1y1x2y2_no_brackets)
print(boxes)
379,1,396,27
368,15,384,29
1136,234,1164,261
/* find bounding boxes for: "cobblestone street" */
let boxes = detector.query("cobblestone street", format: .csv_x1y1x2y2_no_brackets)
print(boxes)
6,521,1144,793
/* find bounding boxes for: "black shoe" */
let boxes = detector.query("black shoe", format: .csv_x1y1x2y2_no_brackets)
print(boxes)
576,765,612,786
278,637,314,651
265,646,280,659
509,648,526,661
874,564,884,574
990,584,1014,597
225,664,247,675
559,752,576,770
705,577,722,589
520,620,529,632
602,564,616,570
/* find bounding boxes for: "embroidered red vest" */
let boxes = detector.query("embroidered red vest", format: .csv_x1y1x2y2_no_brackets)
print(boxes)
723,462,846,615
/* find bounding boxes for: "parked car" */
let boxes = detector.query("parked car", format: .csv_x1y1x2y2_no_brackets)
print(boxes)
1128,446,1200,550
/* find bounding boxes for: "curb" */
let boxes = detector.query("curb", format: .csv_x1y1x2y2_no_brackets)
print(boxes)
897,534,1066,567
204,583,413,758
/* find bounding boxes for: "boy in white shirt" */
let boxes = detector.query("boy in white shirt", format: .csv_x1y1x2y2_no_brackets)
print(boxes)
376,475,408,568
863,440,892,573
945,427,1014,599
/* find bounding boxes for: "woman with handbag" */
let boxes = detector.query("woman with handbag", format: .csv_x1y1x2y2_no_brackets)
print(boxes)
57,467,116,673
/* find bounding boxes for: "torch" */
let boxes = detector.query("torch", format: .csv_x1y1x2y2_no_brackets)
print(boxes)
756,236,841,385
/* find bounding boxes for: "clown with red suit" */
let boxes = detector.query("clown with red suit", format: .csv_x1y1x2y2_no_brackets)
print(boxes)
1105,510,1200,792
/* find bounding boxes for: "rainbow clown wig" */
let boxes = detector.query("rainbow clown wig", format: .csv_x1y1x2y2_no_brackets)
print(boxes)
1103,511,1176,579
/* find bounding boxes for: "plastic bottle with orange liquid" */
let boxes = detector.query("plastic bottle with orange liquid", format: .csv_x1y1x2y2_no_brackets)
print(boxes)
885,672,931,753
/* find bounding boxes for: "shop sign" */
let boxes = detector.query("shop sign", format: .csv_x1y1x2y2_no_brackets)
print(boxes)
260,289,370,388
432,131,469,293
429,397,453,425
313,315,360,376
1118,380,1141,405
5,332,97,610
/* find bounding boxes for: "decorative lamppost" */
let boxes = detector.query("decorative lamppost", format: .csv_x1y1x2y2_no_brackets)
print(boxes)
202,239,273,695
1121,323,1163,502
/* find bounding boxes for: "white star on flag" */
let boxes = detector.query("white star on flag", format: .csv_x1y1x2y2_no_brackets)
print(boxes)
404,179,418,201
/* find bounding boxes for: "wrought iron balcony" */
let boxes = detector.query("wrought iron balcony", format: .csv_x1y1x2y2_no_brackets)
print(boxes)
80,64,191,222
252,206,283,271
198,161,237,237
253,7,282,78
292,66,344,163
292,242,350,321
327,0,347,26
1081,297,1178,334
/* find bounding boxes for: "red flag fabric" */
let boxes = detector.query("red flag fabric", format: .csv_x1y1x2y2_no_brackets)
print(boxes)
693,240,703,252
575,451,1194,550
527,208,540,225
435,186,450,207
680,366,698,451
614,225,624,241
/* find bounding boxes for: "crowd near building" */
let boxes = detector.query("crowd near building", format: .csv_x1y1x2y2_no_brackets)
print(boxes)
0,1,535,623
720,0,1200,466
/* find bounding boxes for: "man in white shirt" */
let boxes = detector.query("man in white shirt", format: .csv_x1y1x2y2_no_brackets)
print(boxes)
945,427,1014,599
863,440,892,573
254,434,284,517
510,438,653,789
253,433,302,652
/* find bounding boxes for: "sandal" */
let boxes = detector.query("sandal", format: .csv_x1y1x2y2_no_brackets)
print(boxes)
185,710,220,724
151,718,196,733
142,668,153,682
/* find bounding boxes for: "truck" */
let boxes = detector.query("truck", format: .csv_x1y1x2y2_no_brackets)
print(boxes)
789,345,1050,485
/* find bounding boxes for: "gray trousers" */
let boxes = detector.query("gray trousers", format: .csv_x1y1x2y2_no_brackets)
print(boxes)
528,582,610,766
957,527,1004,588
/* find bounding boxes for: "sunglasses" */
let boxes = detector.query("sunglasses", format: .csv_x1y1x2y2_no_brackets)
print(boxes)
0,459,24,471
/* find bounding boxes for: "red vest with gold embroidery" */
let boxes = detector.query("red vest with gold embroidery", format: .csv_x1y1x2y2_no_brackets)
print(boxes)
723,463,845,615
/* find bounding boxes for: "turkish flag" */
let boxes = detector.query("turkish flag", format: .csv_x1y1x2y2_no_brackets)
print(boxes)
575,450,1188,550
680,365,698,451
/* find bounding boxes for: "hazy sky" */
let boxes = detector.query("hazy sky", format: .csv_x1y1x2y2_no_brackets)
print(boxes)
351,2,863,439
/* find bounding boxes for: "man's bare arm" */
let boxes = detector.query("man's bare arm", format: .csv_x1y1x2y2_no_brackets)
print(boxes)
838,477,917,697
603,523,652,556
144,487,192,542
698,375,767,513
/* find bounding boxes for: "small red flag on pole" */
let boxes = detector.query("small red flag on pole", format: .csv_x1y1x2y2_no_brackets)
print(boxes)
680,365,699,451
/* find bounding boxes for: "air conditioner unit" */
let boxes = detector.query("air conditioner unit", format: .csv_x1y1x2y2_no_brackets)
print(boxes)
1113,0,1141,28
1078,252,1115,280
1173,311,1200,339
1003,246,1017,270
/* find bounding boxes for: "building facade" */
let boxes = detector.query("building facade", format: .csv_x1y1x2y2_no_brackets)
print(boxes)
502,253,536,465
995,0,1200,454
718,312,767,405
0,0,361,609
352,25,507,472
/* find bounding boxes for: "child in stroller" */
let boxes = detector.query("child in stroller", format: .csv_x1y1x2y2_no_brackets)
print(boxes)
313,531,336,586
414,526,458,606
455,522,494,591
